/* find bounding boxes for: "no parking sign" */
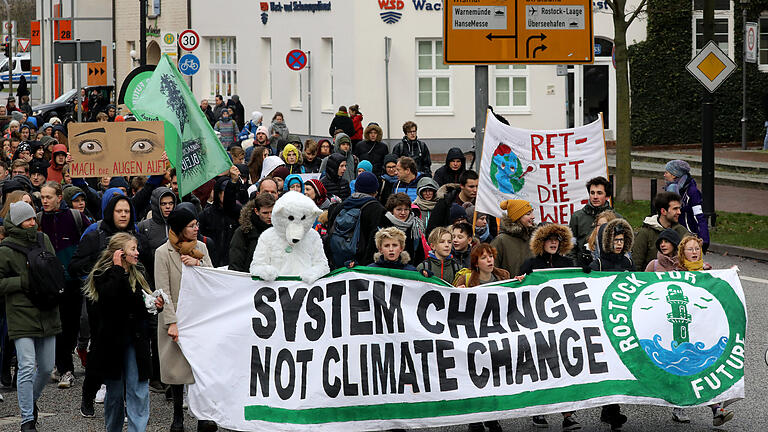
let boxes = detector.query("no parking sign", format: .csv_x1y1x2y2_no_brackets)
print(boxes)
286,49,307,71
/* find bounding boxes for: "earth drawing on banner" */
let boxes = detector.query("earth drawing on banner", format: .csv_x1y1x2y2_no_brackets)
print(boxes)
633,282,729,376
489,143,533,194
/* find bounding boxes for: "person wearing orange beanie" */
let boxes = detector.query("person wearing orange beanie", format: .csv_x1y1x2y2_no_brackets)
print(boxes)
490,199,536,276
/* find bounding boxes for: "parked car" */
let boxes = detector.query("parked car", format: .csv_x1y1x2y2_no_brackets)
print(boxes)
32,85,114,124
0,53,36,84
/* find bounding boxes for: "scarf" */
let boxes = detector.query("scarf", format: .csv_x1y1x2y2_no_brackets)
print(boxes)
385,212,424,250
681,256,704,271
665,174,688,195
336,111,349,117
168,229,204,259
414,196,437,212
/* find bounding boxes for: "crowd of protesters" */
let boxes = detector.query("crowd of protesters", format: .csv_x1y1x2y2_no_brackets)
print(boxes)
0,93,721,432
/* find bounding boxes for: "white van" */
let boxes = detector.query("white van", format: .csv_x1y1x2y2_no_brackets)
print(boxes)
0,53,36,84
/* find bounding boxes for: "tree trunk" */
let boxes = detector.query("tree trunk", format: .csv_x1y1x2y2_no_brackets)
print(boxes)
612,6,634,203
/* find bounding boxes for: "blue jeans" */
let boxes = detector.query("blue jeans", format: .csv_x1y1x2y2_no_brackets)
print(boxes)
104,344,149,432
14,336,56,423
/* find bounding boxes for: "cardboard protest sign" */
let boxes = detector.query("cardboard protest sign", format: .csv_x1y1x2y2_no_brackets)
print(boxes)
475,110,608,224
68,121,166,178
177,266,746,431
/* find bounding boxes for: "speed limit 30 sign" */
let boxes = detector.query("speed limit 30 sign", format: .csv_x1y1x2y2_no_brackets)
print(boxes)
178,29,200,51
745,22,758,64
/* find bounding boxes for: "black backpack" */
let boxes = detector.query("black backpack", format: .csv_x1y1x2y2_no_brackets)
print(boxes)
1,233,65,310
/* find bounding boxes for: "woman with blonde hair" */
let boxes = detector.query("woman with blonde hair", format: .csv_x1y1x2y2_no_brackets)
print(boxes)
84,232,163,432
154,208,216,432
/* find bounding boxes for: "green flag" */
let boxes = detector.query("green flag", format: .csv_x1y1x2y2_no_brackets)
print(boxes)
131,54,231,197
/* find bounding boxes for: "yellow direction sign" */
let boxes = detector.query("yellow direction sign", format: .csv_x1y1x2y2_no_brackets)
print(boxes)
685,40,736,93
443,0,594,64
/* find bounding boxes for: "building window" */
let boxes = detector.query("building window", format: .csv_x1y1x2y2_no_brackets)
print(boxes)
148,0,160,17
261,37,272,106
208,37,237,98
322,38,334,110
416,39,451,113
760,15,768,71
492,65,529,113
692,0,733,57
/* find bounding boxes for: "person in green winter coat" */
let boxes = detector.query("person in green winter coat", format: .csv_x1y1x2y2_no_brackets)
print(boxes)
490,199,536,277
568,176,621,259
0,201,61,432
631,192,690,271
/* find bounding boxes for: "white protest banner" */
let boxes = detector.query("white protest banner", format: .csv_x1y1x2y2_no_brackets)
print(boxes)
475,110,608,224
176,266,746,431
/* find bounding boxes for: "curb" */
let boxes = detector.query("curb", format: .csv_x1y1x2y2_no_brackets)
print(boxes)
709,242,768,262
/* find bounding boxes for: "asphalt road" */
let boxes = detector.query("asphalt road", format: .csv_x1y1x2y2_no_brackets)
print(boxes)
0,252,766,432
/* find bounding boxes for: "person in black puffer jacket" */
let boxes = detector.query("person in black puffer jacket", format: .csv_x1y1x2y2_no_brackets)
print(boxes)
432,147,466,187
198,173,243,268
520,223,575,275
321,153,351,201
353,123,389,177
228,193,275,273
590,218,634,272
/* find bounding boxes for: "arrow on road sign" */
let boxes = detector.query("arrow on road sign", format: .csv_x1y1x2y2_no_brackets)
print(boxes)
526,33,547,57
532,45,548,58
485,33,517,41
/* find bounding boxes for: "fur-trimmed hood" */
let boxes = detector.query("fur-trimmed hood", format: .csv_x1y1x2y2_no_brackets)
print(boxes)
499,216,533,240
598,218,634,255
238,198,259,233
373,250,411,265
530,224,573,256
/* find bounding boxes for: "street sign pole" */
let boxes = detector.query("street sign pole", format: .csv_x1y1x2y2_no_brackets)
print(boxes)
474,65,488,172
742,8,747,150
4,3,13,99
307,50,311,136
702,0,715,226
76,39,81,122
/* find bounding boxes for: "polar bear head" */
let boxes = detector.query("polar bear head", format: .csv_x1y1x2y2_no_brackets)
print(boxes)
270,190,322,245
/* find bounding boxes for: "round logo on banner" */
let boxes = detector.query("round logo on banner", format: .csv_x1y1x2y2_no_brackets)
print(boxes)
286,49,307,71
489,143,533,194
602,272,746,405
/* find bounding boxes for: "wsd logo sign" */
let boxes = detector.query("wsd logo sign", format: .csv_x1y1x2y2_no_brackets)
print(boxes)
379,0,441,24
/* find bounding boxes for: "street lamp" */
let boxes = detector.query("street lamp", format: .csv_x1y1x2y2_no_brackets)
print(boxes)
741,0,749,150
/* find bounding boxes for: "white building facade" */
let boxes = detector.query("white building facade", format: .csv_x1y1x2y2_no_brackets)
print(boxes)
184,1,647,150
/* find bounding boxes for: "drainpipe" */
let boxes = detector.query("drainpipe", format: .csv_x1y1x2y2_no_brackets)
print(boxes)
384,36,391,140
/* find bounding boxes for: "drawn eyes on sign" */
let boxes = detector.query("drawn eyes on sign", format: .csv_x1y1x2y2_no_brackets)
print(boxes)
130,139,155,154
79,140,103,154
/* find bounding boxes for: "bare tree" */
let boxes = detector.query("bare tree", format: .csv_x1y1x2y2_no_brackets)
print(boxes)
603,0,647,203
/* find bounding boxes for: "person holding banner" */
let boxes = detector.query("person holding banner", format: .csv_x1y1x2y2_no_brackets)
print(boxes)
631,192,690,271
490,199,535,277
83,233,163,432
154,208,217,432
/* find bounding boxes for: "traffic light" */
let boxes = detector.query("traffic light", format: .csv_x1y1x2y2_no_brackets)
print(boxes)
3,43,8,58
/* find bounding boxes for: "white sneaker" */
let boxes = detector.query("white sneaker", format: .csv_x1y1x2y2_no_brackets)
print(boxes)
57,371,75,389
672,407,690,423
713,408,734,426
50,367,60,382
95,384,107,404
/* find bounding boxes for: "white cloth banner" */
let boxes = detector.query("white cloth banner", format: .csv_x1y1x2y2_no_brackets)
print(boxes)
176,266,746,431
475,111,608,224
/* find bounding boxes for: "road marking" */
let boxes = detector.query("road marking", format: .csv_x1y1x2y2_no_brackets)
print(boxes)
740,275,768,285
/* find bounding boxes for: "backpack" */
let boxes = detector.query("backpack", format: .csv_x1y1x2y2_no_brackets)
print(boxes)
328,200,376,269
36,209,84,237
1,232,66,310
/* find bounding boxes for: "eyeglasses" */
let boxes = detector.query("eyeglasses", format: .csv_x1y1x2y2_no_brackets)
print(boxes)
613,238,625,244
684,247,701,252
406,129,417,134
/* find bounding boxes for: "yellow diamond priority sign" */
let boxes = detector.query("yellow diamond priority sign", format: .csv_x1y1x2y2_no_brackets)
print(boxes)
686,40,736,93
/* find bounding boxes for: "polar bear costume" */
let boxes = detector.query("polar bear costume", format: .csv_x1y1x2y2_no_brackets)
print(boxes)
249,191,330,283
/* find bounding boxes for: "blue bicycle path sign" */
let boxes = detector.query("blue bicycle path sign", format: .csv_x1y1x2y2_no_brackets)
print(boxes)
286,49,307,71
178,53,200,76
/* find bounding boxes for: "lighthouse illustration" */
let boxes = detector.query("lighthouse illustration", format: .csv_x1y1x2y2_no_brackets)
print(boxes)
666,284,691,345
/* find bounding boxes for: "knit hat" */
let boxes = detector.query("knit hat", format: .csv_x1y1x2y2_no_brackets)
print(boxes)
167,208,196,236
9,201,36,226
284,174,305,192
354,171,379,194
41,122,52,131
52,124,67,137
357,160,373,173
383,153,398,166
108,176,130,190
256,125,269,136
500,199,533,221
656,228,682,251
450,203,468,224
335,133,351,146
270,165,290,180
665,160,691,178
29,161,48,177
305,179,328,205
